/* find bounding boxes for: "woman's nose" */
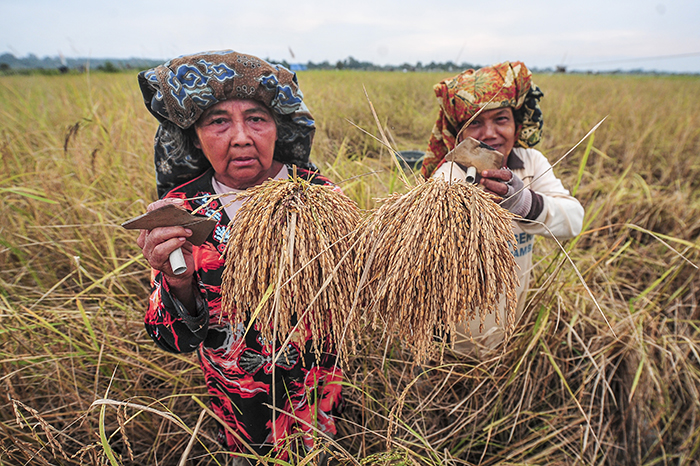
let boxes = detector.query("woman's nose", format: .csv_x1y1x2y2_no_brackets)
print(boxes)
482,121,498,140
229,120,253,146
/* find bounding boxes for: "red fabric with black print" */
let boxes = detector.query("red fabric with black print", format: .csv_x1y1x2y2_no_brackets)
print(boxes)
144,166,343,458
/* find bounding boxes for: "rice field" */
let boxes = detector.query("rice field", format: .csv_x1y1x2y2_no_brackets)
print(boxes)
1,69,699,465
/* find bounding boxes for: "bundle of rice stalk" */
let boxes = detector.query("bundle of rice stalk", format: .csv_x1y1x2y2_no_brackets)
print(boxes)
221,175,361,358
356,178,518,361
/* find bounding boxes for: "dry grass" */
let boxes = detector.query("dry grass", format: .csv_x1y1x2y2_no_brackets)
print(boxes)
1,70,699,465
356,179,518,362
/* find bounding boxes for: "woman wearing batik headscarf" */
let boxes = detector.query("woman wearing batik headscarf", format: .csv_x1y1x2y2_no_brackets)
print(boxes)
135,50,342,464
423,61,584,354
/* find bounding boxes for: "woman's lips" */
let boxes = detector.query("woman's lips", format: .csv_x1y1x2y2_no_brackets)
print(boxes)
230,157,257,167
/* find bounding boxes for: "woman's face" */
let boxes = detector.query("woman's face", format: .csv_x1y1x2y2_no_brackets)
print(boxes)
459,107,517,161
194,99,281,189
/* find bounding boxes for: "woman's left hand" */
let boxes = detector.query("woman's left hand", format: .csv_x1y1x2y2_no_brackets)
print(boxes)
479,169,512,197
480,169,533,217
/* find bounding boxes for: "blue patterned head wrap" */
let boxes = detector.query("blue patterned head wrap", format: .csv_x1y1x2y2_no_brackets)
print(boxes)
138,50,317,197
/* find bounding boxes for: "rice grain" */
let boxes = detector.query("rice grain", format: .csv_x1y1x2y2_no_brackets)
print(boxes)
220,175,361,359
356,178,519,362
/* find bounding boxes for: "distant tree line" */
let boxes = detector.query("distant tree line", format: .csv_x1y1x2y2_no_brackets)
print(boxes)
1,53,692,75
0,53,162,74
0,52,480,73
0,52,521,74
270,55,484,72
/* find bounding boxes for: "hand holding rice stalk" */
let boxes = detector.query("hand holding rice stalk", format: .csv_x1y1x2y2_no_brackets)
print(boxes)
356,178,519,362
220,174,361,359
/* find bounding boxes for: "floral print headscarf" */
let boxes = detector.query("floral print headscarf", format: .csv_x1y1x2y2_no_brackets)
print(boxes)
139,50,317,197
422,61,544,178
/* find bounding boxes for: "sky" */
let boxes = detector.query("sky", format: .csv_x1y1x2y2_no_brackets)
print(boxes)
2,0,700,73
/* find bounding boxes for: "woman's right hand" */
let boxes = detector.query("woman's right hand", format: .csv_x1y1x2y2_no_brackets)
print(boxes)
136,198,195,286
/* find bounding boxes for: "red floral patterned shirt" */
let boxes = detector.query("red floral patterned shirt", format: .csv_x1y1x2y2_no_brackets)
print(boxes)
144,166,344,457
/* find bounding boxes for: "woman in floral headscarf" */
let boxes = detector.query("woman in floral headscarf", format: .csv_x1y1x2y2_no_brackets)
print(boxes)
135,50,342,464
424,62,584,354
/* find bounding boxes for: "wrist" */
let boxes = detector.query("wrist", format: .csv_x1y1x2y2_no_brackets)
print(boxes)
165,273,194,291
164,274,197,312
509,187,532,218
523,191,544,220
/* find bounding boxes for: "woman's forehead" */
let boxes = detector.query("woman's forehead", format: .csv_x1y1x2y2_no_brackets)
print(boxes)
474,107,513,119
200,99,272,118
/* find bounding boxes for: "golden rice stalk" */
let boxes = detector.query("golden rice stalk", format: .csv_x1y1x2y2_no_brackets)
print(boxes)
220,176,361,358
356,178,518,362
